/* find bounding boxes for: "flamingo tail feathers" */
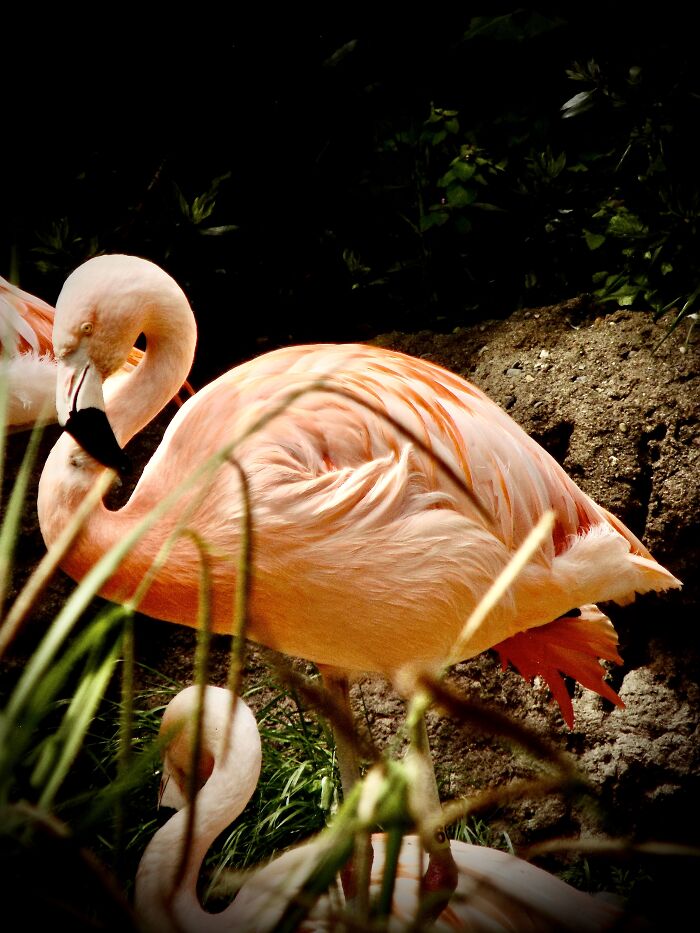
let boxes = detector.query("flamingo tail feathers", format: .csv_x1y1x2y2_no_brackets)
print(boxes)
493,605,624,729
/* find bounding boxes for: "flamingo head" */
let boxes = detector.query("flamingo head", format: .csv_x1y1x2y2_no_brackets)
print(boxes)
51,253,183,474
155,686,262,816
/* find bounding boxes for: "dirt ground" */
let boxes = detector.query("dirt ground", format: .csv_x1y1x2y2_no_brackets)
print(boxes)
3,295,698,928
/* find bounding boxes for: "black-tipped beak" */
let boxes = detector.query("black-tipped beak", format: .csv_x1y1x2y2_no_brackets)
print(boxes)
63,407,131,475
56,348,130,475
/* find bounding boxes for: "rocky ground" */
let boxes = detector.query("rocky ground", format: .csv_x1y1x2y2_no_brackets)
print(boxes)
2,296,698,929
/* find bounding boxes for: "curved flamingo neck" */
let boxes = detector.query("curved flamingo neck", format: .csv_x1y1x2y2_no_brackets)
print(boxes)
136,772,242,933
105,286,196,450
37,279,197,555
135,694,262,933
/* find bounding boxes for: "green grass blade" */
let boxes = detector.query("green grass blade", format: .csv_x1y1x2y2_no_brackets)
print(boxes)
0,469,114,659
35,630,124,808
0,417,45,613
0,605,128,797
375,822,403,918
0,370,8,506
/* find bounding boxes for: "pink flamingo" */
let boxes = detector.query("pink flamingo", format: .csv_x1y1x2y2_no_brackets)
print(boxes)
36,253,680,895
134,684,624,932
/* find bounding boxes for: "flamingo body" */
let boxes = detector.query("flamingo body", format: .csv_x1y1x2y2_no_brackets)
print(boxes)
37,255,681,723
135,685,623,932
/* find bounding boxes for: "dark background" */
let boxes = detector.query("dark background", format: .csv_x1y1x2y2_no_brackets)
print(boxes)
4,6,699,385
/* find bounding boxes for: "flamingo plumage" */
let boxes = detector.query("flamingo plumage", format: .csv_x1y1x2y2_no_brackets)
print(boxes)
37,254,679,701
0,272,145,430
134,684,624,932
37,253,680,897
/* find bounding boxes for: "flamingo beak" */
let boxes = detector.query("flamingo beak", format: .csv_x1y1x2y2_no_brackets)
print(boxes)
56,348,131,475
159,765,187,811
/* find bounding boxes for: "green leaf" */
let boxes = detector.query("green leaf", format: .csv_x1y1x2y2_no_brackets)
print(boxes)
446,186,477,208
198,225,241,236
420,211,449,231
444,118,460,134
561,90,595,118
551,152,566,176
451,161,477,182
607,212,648,238
594,282,642,304
472,202,507,212
584,231,606,250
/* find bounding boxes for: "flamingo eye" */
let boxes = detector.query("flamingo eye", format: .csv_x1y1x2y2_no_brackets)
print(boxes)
80,321,93,335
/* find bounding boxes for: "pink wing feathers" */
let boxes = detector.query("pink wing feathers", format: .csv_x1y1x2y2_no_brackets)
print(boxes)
0,275,55,355
211,343,676,718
